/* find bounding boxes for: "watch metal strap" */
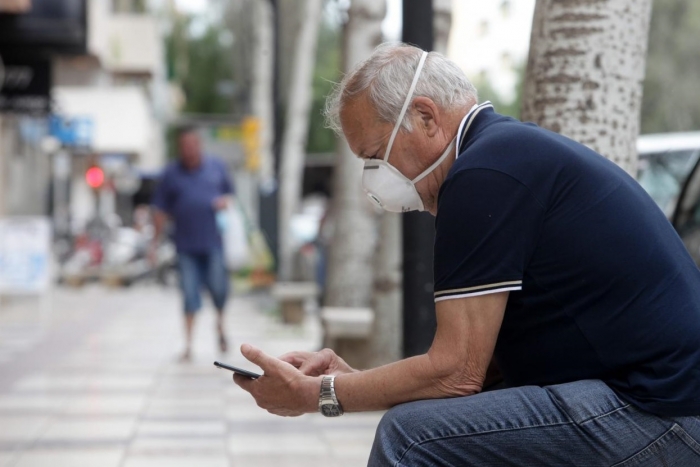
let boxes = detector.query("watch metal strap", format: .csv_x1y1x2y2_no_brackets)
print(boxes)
319,375,344,416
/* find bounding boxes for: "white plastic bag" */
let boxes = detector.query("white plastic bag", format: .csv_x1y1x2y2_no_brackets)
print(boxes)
218,205,251,271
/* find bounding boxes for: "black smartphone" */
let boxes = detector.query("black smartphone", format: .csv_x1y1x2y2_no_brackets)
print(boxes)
213,361,261,379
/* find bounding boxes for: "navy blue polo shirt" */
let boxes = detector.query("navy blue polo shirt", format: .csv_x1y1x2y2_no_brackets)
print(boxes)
152,156,233,253
434,105,700,416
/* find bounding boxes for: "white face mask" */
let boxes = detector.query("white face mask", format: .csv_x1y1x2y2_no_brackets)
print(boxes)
362,51,436,213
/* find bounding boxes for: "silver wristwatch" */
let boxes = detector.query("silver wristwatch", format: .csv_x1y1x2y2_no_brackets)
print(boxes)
318,375,344,417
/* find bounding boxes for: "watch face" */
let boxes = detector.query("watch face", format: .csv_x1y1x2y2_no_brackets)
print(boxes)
321,404,342,417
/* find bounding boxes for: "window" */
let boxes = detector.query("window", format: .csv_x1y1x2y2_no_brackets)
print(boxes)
637,149,700,218
500,0,512,18
478,20,489,37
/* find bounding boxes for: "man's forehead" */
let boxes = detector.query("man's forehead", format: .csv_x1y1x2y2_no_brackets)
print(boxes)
340,95,385,157
340,94,374,123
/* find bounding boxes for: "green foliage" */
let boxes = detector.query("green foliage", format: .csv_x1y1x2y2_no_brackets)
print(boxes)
165,16,236,115
182,28,236,114
472,62,525,120
306,21,342,153
641,0,700,133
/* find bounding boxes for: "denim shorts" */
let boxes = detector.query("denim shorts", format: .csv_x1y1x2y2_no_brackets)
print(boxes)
177,249,229,314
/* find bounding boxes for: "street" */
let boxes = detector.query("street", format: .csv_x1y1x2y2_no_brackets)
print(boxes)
0,284,382,467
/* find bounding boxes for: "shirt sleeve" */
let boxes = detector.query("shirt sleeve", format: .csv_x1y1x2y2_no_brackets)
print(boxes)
433,168,545,302
151,170,171,214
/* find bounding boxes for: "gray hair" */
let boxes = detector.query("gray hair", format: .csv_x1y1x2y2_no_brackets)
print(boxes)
324,42,478,135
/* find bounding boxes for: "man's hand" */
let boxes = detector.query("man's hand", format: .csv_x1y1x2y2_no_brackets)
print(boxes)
150,209,168,268
147,242,159,268
233,344,322,417
213,196,230,211
279,348,356,377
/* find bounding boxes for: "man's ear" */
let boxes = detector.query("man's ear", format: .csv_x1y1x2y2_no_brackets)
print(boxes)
412,97,440,137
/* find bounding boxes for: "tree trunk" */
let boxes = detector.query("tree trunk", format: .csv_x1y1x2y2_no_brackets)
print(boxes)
277,0,323,280
366,211,403,367
250,0,275,189
432,0,452,55
324,0,386,368
521,0,653,175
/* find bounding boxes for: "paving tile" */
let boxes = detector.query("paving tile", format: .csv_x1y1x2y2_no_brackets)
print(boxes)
60,395,147,415
229,454,337,467
122,454,229,467
0,395,68,413
0,416,50,442
136,420,226,437
326,436,376,458
227,433,329,456
38,418,136,442
0,452,18,467
147,395,224,408
143,406,225,419
13,448,124,467
83,375,155,391
128,437,225,455
12,375,87,392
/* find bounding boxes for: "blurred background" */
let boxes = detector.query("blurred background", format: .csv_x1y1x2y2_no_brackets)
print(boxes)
0,0,698,466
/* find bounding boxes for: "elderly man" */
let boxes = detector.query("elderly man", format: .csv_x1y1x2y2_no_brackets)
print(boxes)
233,44,700,465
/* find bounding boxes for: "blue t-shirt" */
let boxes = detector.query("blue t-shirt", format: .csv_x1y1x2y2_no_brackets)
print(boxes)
434,106,700,416
152,156,233,253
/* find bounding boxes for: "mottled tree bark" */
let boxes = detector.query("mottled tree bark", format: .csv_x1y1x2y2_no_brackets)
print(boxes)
365,210,403,367
250,0,275,189
521,0,653,175
324,0,386,368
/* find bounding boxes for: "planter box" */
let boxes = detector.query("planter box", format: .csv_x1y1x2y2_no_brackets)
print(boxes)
321,307,374,339
272,282,320,325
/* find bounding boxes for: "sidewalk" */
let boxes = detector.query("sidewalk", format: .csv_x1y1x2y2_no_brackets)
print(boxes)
0,283,382,467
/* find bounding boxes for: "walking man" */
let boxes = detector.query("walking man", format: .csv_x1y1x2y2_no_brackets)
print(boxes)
152,126,234,362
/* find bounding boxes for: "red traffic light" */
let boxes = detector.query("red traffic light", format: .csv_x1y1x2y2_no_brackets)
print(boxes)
85,166,104,188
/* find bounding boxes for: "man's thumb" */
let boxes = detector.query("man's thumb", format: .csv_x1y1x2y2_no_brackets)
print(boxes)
240,344,275,371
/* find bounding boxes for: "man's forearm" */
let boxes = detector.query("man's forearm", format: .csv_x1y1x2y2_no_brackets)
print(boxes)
238,293,505,416
152,210,167,244
334,353,480,413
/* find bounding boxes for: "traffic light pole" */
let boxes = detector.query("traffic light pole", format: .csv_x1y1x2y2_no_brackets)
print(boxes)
402,0,437,358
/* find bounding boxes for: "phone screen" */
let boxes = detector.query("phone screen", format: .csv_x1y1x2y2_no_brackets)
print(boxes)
213,361,261,379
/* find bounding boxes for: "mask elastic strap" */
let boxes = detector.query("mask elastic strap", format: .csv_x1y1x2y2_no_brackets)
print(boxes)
412,138,455,184
382,51,429,162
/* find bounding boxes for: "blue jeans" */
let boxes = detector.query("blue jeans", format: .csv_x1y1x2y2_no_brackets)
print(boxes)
177,249,229,314
369,380,700,466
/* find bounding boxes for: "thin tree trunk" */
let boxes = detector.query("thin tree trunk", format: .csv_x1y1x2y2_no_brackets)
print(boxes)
521,0,653,175
278,0,323,280
324,0,386,368
250,0,275,189
363,0,454,368
367,211,403,367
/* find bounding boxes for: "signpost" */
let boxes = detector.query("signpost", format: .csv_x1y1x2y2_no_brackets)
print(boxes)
0,216,52,294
